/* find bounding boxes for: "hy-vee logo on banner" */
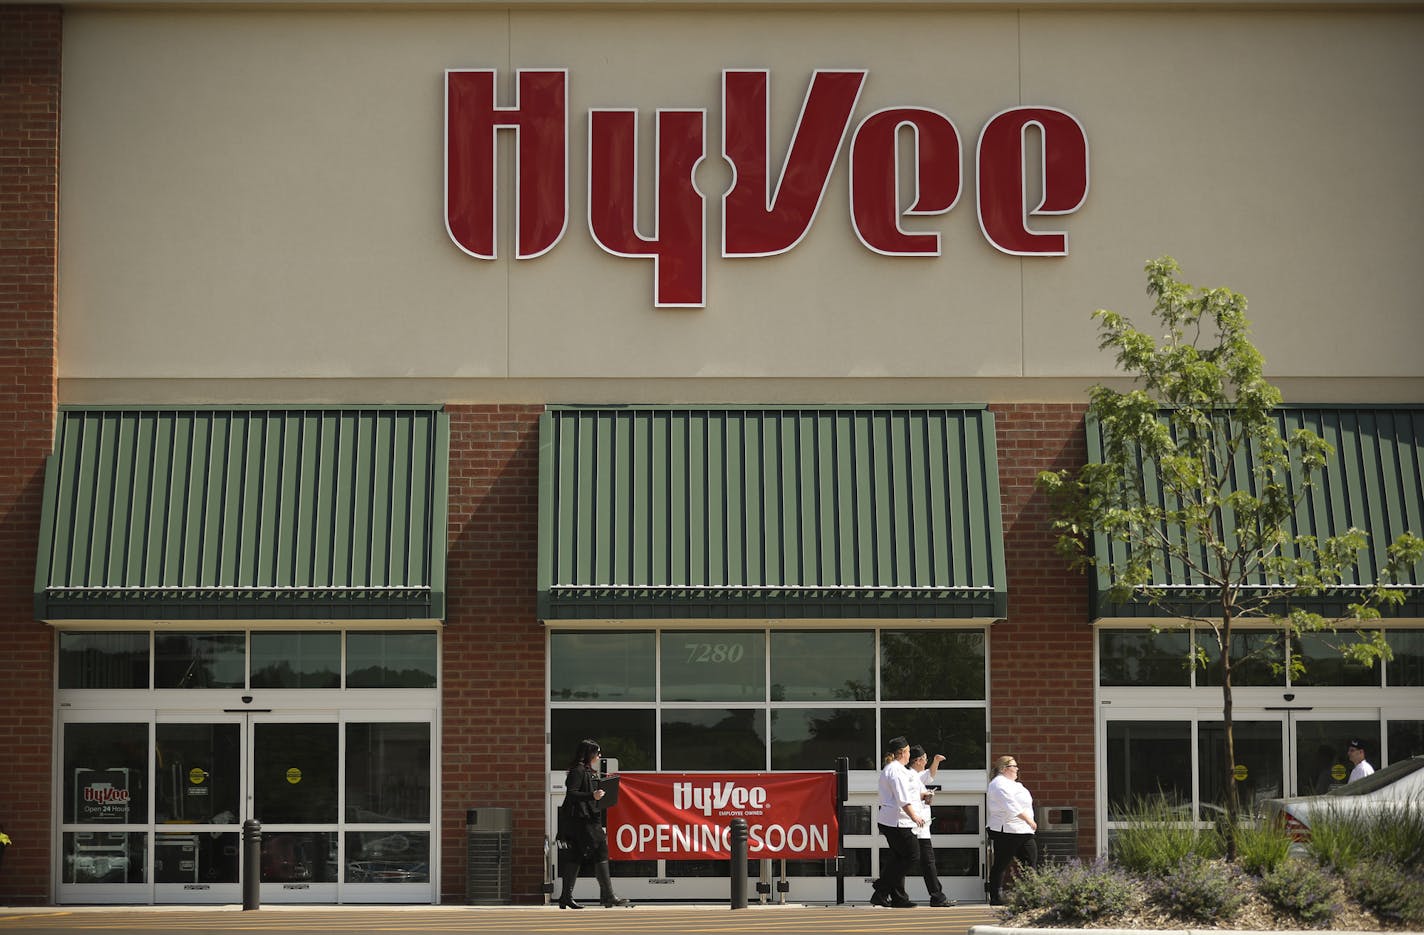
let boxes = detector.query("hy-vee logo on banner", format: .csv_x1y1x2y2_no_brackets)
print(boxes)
445,69,1089,307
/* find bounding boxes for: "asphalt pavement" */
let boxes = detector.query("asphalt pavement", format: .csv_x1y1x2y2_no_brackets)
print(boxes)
0,903,1001,935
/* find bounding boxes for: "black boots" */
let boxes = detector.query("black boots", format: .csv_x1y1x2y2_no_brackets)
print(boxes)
557,859,583,909
595,860,632,908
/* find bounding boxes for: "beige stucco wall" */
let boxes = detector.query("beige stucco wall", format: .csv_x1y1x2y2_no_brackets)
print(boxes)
57,6,1424,402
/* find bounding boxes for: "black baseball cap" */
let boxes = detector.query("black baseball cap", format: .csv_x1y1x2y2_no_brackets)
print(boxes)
1346,738,1366,751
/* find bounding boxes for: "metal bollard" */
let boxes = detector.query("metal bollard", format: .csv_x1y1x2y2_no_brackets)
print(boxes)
242,819,261,910
729,818,749,909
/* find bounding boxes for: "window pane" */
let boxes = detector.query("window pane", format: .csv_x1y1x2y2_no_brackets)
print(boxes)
842,806,872,836
1198,631,1284,687
771,708,876,770
550,708,655,771
63,831,147,883
251,632,340,689
1292,633,1380,687
261,831,337,883
157,831,238,884
880,708,985,771
345,831,429,883
58,632,148,689
928,804,979,835
345,723,430,822
64,722,149,823
155,632,245,688
1198,721,1282,820
254,723,338,824
881,630,985,701
1106,720,1190,811
155,723,240,824
661,709,766,770
1293,720,1378,793
660,631,764,702
550,631,654,701
1387,720,1424,762
1385,630,1424,687
346,631,436,688
770,630,873,701
1099,629,1190,687
786,850,869,877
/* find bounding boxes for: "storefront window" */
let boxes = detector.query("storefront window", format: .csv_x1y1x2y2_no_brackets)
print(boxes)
254,723,338,824
661,709,766,770
549,708,655,770
1106,720,1190,811
660,630,765,702
63,832,147,884
1099,629,1191,687
261,831,338,883
346,631,436,688
154,723,240,824
881,708,985,770
345,723,430,823
880,630,984,700
344,831,429,883
1385,630,1424,687
155,632,245,689
1292,633,1381,687
770,630,873,701
1198,630,1285,687
770,708,875,770
1198,721,1282,819
58,632,149,689
63,722,149,823
1293,720,1377,794
549,631,654,701
251,631,340,688
1387,720,1424,762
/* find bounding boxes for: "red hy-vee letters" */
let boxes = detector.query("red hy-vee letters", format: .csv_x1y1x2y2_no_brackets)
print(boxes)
445,69,1089,307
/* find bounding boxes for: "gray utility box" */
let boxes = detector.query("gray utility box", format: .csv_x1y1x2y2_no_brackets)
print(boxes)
465,807,513,905
1034,806,1078,862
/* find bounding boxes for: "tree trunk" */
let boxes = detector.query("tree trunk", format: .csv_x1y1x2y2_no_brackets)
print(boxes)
1220,611,1240,862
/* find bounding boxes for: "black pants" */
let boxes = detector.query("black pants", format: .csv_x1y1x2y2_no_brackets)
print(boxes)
915,836,943,898
987,830,1038,903
873,823,918,903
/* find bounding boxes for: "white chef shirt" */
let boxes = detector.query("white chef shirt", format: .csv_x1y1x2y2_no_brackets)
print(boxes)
876,758,918,828
987,773,1034,833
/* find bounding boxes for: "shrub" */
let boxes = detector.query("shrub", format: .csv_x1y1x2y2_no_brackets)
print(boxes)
1304,805,1368,872
1003,859,1137,925
1259,859,1340,927
1361,798,1424,870
1235,818,1292,876
1306,799,1424,872
1109,796,1221,876
1344,859,1424,927
1151,856,1246,924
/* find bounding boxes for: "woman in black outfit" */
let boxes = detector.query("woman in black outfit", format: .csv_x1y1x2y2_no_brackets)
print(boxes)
556,739,631,909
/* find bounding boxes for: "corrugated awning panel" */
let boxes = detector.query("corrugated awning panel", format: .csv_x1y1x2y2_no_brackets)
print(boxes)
35,407,449,621
1091,406,1424,618
538,406,1006,620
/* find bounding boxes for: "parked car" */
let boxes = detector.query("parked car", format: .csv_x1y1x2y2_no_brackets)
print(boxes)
1263,755,1424,846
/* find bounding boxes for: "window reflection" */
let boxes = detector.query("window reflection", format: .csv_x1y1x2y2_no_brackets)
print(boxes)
660,631,765,702
662,709,766,770
881,708,985,771
1106,720,1191,811
1385,630,1424,687
1198,721,1281,819
251,631,339,689
550,708,655,771
347,632,436,688
345,831,428,883
770,631,873,701
771,708,876,770
155,632,245,689
58,632,148,689
550,631,654,701
345,723,430,823
881,630,985,700
1099,629,1191,687
63,832,147,884
1198,631,1284,687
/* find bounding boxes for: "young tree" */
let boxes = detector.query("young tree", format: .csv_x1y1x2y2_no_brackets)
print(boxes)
1036,257,1423,860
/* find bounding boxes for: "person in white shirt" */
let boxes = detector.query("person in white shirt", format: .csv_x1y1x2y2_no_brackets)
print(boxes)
986,754,1038,906
869,736,922,908
907,746,955,907
1346,738,1375,783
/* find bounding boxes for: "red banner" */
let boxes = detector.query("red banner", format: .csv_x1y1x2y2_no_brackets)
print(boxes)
606,772,838,860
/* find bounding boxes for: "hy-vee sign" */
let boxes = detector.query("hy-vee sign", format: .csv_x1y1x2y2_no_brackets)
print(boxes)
445,69,1089,307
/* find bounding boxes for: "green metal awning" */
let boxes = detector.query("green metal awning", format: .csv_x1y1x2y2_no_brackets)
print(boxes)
1090,406,1424,619
538,406,1006,621
35,407,449,621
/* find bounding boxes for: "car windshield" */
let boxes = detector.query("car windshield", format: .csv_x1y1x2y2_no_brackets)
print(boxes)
1327,756,1424,796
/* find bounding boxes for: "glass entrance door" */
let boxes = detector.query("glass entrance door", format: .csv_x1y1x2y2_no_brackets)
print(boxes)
154,716,243,903
252,716,341,903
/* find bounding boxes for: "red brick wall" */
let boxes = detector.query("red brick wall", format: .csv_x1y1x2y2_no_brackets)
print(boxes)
990,403,1096,857
440,404,546,903
0,4,60,905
